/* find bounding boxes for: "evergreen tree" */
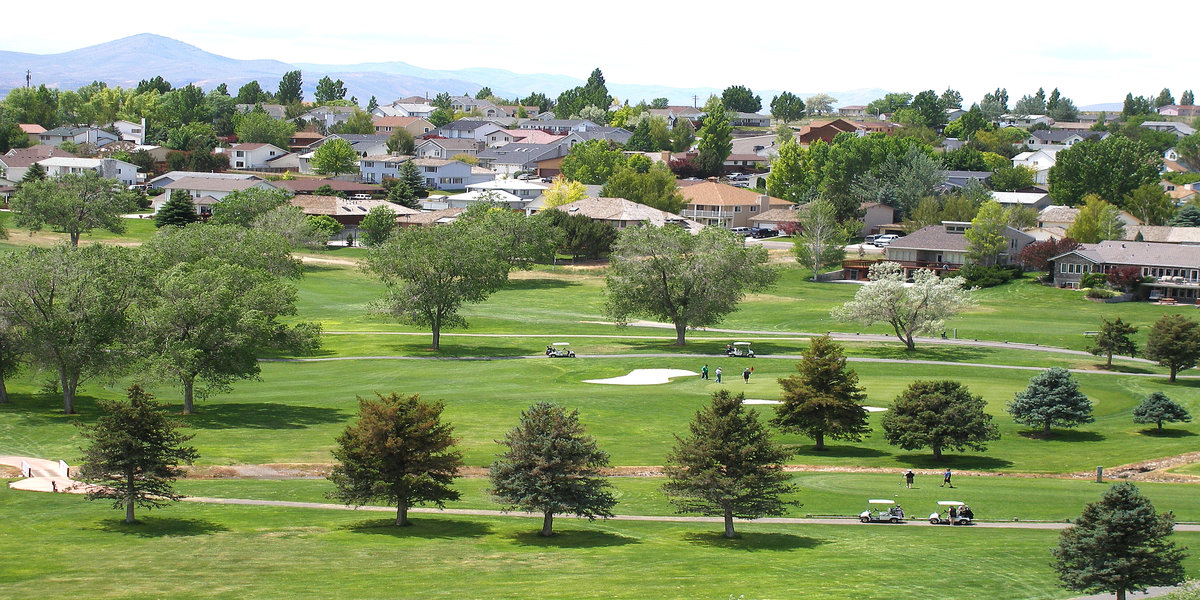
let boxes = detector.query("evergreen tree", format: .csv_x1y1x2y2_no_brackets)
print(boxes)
1132,392,1192,431
328,392,464,526
19,162,46,187
398,160,427,197
772,335,869,450
386,178,419,209
366,96,379,113
881,380,999,460
474,86,493,100
153,190,198,228
1144,314,1200,382
1169,204,1200,227
694,97,732,177
663,389,798,538
670,118,695,152
1053,482,1187,600
1007,367,1094,437
1087,317,1138,368
277,70,303,104
1181,90,1195,106
76,385,198,524
488,402,616,537
1154,88,1175,108
625,118,654,152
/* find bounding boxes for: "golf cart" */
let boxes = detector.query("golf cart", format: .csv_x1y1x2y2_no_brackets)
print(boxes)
725,341,755,358
546,342,575,358
929,501,973,525
860,499,905,523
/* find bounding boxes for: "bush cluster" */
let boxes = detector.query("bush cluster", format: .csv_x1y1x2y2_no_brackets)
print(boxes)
954,264,1022,288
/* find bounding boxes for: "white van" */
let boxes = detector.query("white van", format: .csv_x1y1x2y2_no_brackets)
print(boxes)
872,234,900,247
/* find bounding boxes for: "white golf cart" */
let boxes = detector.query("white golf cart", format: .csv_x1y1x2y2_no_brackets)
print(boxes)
545,342,575,358
859,499,906,523
929,501,973,525
725,341,755,358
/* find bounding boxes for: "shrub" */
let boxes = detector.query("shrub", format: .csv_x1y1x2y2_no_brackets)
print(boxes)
956,264,1020,288
1080,272,1108,289
1085,287,1118,299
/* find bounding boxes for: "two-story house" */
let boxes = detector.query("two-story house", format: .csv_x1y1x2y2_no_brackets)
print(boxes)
1011,148,1062,185
155,178,280,215
677,181,792,229
372,116,434,137
411,158,495,190
38,157,140,187
415,138,485,160
226,143,289,170
38,126,119,148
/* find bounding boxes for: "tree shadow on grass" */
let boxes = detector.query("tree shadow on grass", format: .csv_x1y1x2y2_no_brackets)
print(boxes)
503,278,577,291
852,344,992,364
682,531,826,551
510,528,639,548
91,516,228,538
893,454,1015,470
346,517,493,539
1137,428,1197,438
788,445,888,459
1016,429,1105,442
183,403,346,430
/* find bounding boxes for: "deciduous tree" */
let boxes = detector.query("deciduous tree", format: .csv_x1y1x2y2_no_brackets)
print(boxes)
770,92,805,123
1124,183,1176,225
1144,314,1200,382
1049,136,1162,206
233,108,295,149
314,76,347,103
793,198,852,279
560,138,626,184
76,385,198,523
1067,195,1126,243
832,262,973,350
990,165,1036,192
489,402,616,537
208,186,292,227
1053,482,1187,600
721,85,762,113
1007,368,1094,437
387,128,415,155
695,96,732,177
1087,317,1138,368
329,392,464,526
332,110,376,135
541,175,588,208
663,389,798,538
311,138,359,176
964,200,1009,266
11,171,138,246
605,225,777,345
1018,237,1081,271
772,335,869,450
805,93,836,115
600,163,685,213
881,380,1000,460
0,316,23,404
358,204,398,247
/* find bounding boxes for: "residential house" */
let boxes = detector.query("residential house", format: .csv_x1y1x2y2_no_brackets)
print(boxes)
1011,148,1062,185
225,143,289,170
147,170,262,190
38,157,140,186
272,178,383,197
236,104,288,119
1122,226,1200,245
155,177,279,215
18,124,46,144
314,134,391,158
795,119,862,144
1049,241,1200,302
38,126,119,148
500,105,540,118
372,116,434,137
373,100,435,119
723,154,770,173
561,127,632,147
1141,121,1196,138
430,189,525,211
941,170,993,193
415,138,484,160
1157,105,1200,118
0,145,76,181
427,120,503,141
646,106,705,128
502,129,564,146
860,202,896,237
838,106,868,117
749,207,801,232
1037,205,1142,230
476,143,568,177
449,96,506,117
677,181,791,228
519,119,597,135
998,114,1054,128
945,108,966,122
991,191,1052,212
732,134,783,159
288,131,326,152
1161,179,1199,203
395,207,466,227
109,120,145,145
358,155,411,183
548,197,702,231
289,195,416,241
879,221,1034,277
299,105,358,130
730,113,771,127
410,158,495,190
1024,129,1107,149
465,179,549,201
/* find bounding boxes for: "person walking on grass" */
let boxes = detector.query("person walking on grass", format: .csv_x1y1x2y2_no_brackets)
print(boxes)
941,468,953,488
904,469,915,489
701,364,709,380
743,367,751,383
715,367,722,383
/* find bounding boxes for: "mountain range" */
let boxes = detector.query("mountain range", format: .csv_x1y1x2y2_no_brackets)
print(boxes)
0,33,890,109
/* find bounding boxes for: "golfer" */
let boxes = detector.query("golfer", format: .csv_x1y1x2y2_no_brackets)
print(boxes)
904,469,915,489
941,468,953,488
743,367,751,383
715,367,722,383
701,364,709,380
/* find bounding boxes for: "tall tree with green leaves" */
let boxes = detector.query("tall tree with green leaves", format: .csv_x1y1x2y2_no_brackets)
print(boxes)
605,225,777,345
832,262,973,350
489,402,616,537
1049,136,1162,206
0,316,23,404
1087,317,1138,368
806,93,836,115
766,139,821,204
881,380,1000,460
358,205,398,247
793,198,853,279
560,139,627,184
1181,90,1195,106
76,385,198,523
311,138,359,176
332,110,376,135
208,187,291,227
964,200,1009,266
769,92,805,123
387,128,416,155
663,389,798,538
1007,367,1094,437
1132,392,1191,431
599,163,685,213
772,335,869,450
1124,183,1176,226
1144,314,1200,382
276,70,303,104
670,118,695,152
11,171,138,246
328,392,464,526
386,178,419,209
1053,482,1187,600
721,85,761,113
233,108,295,148
314,76,347,103
1067,195,1126,243
153,190,198,228
695,96,732,177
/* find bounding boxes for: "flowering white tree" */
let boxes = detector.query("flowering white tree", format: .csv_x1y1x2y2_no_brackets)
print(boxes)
831,261,973,350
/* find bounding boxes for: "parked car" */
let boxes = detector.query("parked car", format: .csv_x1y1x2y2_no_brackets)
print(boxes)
751,228,776,239
727,172,745,181
863,234,880,245
729,227,754,237
872,234,900,247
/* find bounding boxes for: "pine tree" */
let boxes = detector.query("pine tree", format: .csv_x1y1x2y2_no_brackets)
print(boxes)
76,385,198,524
663,389,799,538
387,178,419,209
1144,314,1200,382
153,190,199,228
694,97,732,177
1007,367,1094,436
1053,482,1187,600
399,160,427,198
1132,392,1192,431
1087,317,1138,368
19,162,46,187
772,336,870,450
328,392,464,526
489,402,616,536
625,119,654,152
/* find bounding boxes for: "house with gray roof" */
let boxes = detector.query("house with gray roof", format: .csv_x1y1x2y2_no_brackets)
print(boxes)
883,221,1034,276
562,127,633,147
518,119,597,135
1050,240,1200,302
476,143,569,177
427,120,503,141
154,177,279,215
37,126,119,148
313,134,391,157
148,171,262,189
1141,121,1196,138
299,105,358,130
448,96,507,118
236,104,288,119
38,157,141,187
410,158,495,190
940,170,992,193
415,138,484,160
548,197,702,231
1024,129,1107,149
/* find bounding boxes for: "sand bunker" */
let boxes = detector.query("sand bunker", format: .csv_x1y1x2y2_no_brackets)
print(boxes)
742,399,782,405
584,369,698,385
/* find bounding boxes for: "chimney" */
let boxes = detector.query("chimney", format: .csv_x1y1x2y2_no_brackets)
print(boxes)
758,194,769,212
661,150,671,163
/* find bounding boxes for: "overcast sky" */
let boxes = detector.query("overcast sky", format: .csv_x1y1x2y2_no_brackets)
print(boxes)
3,0,1195,106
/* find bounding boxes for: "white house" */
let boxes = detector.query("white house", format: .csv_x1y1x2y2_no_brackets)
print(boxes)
373,102,435,119
37,126,120,148
299,105,358,130
1012,148,1062,185
998,114,1054,128
359,155,411,184
411,158,495,190
110,120,146,145
464,178,549,200
148,171,263,190
225,143,289,170
155,178,279,215
990,191,1052,211
414,138,484,160
38,157,140,187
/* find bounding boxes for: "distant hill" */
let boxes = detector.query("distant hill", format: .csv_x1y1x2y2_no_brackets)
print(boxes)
1080,103,1123,113
1,33,888,110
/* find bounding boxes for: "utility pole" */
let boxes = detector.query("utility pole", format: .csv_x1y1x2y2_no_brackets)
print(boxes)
692,94,698,108
26,70,31,88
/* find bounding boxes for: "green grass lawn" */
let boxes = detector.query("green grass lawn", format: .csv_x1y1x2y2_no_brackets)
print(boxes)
172,473,1200,523
6,485,1193,600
